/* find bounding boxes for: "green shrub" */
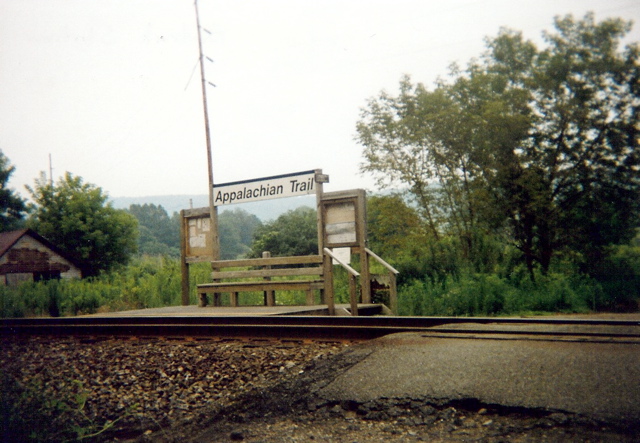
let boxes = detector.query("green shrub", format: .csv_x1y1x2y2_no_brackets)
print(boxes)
0,256,192,317
398,268,597,317
0,284,26,318
47,280,61,317
0,373,137,441
592,245,640,311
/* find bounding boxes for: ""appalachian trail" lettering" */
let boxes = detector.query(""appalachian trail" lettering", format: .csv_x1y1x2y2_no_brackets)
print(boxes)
289,176,314,193
215,183,284,205
212,170,321,206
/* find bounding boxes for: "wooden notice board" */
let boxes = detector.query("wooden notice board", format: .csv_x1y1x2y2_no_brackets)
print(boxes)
320,189,370,302
181,207,214,263
322,189,365,249
325,202,357,246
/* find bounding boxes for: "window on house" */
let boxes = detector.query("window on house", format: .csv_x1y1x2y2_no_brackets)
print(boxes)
34,271,61,282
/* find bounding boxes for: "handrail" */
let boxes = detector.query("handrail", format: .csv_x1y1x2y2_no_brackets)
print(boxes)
365,248,399,274
324,247,360,316
323,248,360,277
365,248,398,315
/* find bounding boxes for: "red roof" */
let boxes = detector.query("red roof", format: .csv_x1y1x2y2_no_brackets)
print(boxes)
0,229,80,268
0,228,30,258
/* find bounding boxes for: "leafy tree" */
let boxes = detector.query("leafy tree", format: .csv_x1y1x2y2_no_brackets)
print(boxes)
127,204,180,256
357,13,640,278
219,208,262,259
27,172,138,276
488,14,640,275
0,150,27,231
357,74,526,257
249,206,317,257
367,193,423,259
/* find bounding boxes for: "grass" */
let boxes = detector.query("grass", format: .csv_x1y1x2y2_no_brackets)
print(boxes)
397,269,607,317
0,255,636,318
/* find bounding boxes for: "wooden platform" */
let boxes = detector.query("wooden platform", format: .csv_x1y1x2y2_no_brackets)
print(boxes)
83,304,391,317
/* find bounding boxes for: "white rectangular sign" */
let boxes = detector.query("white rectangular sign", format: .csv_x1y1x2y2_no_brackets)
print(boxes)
213,170,317,206
325,202,357,246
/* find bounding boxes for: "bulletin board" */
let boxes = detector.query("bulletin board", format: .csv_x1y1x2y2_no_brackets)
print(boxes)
321,189,366,249
181,207,213,263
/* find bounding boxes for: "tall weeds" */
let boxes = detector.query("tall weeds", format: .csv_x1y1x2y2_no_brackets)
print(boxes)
0,243,637,318
0,256,209,318
398,267,606,316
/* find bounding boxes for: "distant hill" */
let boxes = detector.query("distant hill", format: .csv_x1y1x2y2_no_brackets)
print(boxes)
110,194,316,222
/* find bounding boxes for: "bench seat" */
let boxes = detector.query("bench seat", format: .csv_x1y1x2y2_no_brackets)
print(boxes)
196,254,326,307
198,279,324,293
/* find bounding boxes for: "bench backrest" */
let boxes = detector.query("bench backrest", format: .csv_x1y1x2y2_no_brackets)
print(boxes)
210,255,324,280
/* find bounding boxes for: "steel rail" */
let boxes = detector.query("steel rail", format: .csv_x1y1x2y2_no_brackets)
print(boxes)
1,315,638,342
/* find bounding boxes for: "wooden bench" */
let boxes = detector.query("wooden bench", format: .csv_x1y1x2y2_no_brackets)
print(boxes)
197,253,326,307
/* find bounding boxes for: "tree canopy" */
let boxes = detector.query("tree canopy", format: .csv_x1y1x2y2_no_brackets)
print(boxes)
219,208,263,259
249,206,317,258
356,13,640,278
367,193,423,259
27,172,138,276
127,203,180,256
0,150,27,231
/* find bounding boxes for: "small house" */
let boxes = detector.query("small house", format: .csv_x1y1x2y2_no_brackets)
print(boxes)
0,229,82,286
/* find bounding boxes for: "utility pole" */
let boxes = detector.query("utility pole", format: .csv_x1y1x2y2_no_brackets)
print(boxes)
194,0,220,261
48,154,53,185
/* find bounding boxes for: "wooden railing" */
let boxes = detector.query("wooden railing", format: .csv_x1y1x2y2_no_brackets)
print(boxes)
366,248,399,315
196,247,398,316
323,248,360,316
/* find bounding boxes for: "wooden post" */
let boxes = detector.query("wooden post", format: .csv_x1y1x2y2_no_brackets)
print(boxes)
306,289,315,306
315,169,326,255
360,252,371,304
349,274,358,316
198,292,208,307
180,210,190,306
315,169,335,315
263,251,275,306
356,189,371,304
389,272,398,315
323,257,335,315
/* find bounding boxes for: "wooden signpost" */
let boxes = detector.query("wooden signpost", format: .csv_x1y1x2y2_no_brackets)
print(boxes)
189,4,396,315
180,169,397,315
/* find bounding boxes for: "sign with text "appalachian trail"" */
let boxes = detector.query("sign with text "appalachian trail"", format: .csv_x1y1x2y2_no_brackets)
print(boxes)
213,170,320,206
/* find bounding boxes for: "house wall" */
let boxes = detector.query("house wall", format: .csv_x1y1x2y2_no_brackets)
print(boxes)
0,235,82,285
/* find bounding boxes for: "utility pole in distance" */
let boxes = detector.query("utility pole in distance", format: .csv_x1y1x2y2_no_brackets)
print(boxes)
49,154,53,185
193,0,220,262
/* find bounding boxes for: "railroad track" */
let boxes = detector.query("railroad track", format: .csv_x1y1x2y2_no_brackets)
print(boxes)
2,315,638,342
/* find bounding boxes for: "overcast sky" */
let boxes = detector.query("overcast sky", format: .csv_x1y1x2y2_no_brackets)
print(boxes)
1,0,639,202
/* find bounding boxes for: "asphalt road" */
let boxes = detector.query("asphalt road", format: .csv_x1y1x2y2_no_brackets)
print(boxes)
318,330,640,425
